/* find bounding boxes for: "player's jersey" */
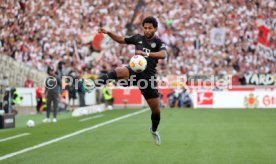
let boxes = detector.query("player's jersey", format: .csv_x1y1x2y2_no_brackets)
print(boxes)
125,34,167,75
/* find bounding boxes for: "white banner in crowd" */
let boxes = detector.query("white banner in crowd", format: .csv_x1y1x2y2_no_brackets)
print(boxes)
210,28,225,46
193,91,276,109
257,18,276,62
244,73,275,85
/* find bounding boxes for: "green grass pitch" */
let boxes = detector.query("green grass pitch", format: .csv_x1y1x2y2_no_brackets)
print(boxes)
1,108,276,164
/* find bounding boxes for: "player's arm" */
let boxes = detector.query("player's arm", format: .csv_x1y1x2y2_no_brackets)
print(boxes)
98,28,126,44
136,50,167,59
148,50,167,59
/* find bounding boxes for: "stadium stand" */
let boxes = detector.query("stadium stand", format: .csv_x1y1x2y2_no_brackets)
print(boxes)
0,55,47,87
0,0,275,85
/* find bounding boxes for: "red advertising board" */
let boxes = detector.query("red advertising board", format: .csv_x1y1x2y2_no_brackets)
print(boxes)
112,88,142,105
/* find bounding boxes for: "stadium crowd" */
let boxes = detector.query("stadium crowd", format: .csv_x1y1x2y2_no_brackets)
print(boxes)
1,0,276,82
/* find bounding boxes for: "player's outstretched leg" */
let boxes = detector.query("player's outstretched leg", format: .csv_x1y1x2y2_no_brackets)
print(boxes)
94,70,118,87
87,67,130,91
82,66,129,108
147,97,161,145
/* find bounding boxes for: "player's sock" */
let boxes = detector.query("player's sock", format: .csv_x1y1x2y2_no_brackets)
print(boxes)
151,112,160,132
95,71,117,87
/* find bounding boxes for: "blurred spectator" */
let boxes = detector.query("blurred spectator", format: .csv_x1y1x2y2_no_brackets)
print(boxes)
179,88,193,108
67,71,77,111
11,88,22,106
102,85,114,110
167,90,178,108
24,77,34,88
35,85,43,114
77,78,86,107
59,89,68,111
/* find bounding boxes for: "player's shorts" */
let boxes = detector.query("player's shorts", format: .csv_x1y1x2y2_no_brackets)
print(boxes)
124,66,159,100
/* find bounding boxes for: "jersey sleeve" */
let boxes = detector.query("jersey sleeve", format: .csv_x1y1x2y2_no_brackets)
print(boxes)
158,40,167,51
124,34,139,45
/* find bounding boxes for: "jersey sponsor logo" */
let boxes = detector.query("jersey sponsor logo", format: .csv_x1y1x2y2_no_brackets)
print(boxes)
197,92,213,105
138,41,143,44
161,43,166,49
143,48,150,53
151,42,156,48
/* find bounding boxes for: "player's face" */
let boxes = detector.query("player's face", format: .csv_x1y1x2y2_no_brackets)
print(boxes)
143,23,156,39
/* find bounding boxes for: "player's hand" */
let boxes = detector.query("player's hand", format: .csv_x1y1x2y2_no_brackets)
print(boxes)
135,50,146,56
98,28,108,34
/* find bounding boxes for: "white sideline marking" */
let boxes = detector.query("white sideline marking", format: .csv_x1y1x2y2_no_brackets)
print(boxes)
79,114,104,122
0,133,30,143
0,108,149,161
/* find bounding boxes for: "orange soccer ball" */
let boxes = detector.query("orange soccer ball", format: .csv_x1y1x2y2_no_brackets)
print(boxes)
129,55,147,73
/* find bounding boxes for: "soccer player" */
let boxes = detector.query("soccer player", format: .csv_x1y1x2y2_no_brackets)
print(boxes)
97,16,167,145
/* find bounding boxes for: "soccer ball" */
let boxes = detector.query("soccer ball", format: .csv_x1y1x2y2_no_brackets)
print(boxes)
107,105,113,110
26,120,35,128
129,55,147,73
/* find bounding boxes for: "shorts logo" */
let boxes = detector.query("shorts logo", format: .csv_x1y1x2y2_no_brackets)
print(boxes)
151,42,156,48
197,92,213,105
